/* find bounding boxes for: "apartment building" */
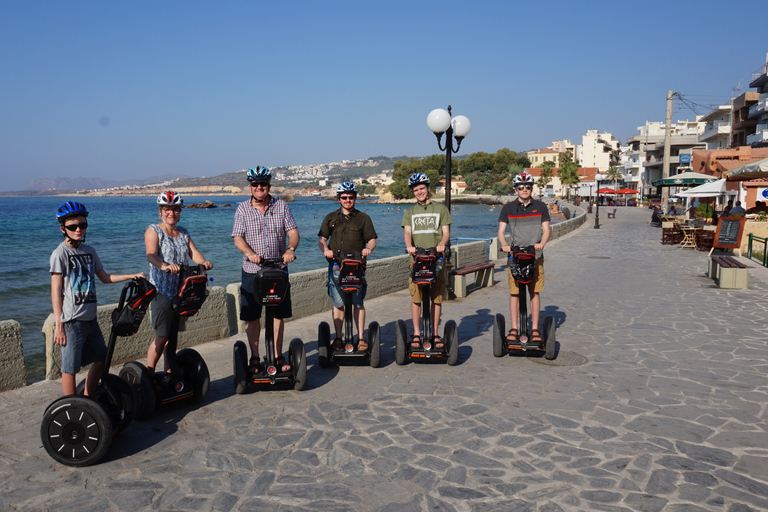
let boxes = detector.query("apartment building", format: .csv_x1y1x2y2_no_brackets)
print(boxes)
580,130,620,173
747,56,768,147
698,103,732,150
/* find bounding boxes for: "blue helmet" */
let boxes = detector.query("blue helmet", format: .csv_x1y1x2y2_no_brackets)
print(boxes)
408,173,430,188
56,201,89,223
247,166,271,182
336,182,357,195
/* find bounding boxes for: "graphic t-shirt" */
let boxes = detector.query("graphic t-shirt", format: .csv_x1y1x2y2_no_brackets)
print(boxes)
401,201,452,250
49,242,104,322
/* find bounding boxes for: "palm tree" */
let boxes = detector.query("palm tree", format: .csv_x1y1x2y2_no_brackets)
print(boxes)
606,166,623,192
558,162,580,201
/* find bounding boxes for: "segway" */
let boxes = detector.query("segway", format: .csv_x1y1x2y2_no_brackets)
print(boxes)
40,277,156,466
317,252,380,368
395,247,458,366
119,265,211,419
493,246,556,360
233,258,307,393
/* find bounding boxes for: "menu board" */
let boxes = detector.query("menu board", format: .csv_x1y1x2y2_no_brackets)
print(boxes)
713,217,746,249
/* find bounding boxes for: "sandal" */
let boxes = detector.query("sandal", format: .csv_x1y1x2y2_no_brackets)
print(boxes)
410,334,422,349
530,329,543,344
331,338,343,351
248,356,261,373
276,355,291,373
432,335,444,349
357,339,369,352
505,328,519,343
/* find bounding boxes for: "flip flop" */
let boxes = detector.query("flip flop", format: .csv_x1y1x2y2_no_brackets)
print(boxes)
357,339,368,351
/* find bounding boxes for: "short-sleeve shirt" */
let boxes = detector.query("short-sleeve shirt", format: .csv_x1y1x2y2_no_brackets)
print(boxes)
318,208,377,257
401,201,452,250
148,224,190,297
49,242,104,322
498,198,550,259
232,196,298,274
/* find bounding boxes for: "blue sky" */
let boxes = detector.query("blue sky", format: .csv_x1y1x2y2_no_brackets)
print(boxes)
1,1,766,191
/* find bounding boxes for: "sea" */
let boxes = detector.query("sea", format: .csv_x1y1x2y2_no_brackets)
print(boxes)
1,195,518,382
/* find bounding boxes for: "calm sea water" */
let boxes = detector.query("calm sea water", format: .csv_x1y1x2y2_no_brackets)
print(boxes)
1,195,510,380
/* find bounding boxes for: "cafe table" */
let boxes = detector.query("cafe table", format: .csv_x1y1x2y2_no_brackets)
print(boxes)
679,226,701,249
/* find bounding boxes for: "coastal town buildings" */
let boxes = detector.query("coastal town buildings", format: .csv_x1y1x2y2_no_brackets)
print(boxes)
580,130,620,173
525,166,598,198
698,103,732,150
747,56,768,148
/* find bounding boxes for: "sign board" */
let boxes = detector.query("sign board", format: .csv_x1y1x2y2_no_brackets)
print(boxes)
713,217,746,251
679,154,691,164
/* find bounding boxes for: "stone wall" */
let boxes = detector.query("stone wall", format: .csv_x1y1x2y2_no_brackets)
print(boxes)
0,320,26,390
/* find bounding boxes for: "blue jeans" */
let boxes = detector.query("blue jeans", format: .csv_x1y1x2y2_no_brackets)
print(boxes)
327,265,366,309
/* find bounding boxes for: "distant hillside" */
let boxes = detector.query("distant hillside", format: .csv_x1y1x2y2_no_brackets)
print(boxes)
26,174,189,192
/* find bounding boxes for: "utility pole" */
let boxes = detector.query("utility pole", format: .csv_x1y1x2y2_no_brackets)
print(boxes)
661,90,674,213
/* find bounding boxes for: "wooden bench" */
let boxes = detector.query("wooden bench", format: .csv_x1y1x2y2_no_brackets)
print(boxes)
451,262,495,298
607,208,617,219
709,254,750,289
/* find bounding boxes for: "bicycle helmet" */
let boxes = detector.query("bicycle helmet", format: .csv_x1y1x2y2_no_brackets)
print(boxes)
336,182,357,195
246,166,271,182
157,190,184,206
408,173,430,188
512,172,535,186
56,201,89,223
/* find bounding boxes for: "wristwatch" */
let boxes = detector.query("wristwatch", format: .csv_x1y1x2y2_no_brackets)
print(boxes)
287,247,295,251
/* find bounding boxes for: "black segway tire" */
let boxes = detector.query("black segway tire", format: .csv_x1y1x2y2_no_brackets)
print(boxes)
544,316,557,360
119,361,156,420
177,348,210,404
75,374,134,434
492,314,505,357
289,338,307,391
368,321,381,368
233,340,248,394
317,322,331,368
41,396,113,467
395,319,408,365
445,320,459,366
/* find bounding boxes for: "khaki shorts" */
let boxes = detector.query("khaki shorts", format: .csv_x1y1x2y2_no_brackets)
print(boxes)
507,258,545,294
409,266,445,304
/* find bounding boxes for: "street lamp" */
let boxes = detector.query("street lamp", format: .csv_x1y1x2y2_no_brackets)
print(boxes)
427,106,471,211
594,174,601,229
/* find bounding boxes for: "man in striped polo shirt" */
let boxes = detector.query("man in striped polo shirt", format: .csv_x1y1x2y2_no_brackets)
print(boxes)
497,172,551,345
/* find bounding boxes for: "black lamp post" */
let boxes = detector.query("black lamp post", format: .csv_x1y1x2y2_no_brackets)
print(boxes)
427,106,471,211
594,175,601,229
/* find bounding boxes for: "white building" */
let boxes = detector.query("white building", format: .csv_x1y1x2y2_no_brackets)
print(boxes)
580,130,620,172
698,103,732,150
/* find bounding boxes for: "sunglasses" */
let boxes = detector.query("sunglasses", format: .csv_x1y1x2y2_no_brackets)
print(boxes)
339,195,356,200
64,222,88,231
251,181,270,188
516,185,533,190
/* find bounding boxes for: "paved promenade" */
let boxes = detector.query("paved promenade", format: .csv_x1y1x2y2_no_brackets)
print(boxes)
3,207,768,512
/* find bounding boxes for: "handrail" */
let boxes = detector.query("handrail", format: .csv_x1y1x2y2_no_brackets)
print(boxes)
747,233,768,268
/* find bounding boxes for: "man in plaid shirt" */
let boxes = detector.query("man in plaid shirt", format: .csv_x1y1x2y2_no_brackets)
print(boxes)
232,167,300,373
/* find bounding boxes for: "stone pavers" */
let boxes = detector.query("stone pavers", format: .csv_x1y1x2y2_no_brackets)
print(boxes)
2,207,768,511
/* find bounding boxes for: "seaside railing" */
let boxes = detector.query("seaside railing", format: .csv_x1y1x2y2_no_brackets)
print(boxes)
747,234,768,268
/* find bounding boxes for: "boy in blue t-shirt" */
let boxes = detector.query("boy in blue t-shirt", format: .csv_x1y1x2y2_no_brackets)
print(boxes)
50,201,144,396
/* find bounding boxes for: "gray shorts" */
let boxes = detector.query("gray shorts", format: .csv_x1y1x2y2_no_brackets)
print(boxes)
61,320,107,374
150,294,185,337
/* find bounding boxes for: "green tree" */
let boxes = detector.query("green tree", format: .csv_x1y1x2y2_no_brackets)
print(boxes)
558,162,581,201
537,162,554,195
605,166,624,192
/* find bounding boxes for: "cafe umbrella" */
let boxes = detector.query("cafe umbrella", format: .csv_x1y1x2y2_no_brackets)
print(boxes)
652,170,717,187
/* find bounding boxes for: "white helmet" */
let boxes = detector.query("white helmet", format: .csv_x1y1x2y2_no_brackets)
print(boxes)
157,190,183,206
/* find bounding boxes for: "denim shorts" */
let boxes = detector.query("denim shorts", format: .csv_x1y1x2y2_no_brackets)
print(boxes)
240,269,292,321
327,265,366,309
61,319,107,374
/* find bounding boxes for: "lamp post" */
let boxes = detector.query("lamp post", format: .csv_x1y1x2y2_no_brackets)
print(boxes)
427,106,471,211
594,174,601,229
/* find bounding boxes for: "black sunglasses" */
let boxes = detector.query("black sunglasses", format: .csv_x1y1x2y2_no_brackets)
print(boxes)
339,195,356,200
516,185,533,190
64,222,88,231
250,181,270,188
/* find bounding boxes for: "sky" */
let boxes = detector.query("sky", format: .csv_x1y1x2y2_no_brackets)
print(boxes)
1,0,766,191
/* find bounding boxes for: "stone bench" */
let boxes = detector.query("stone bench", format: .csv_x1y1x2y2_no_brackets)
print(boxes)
709,254,750,289
451,262,495,298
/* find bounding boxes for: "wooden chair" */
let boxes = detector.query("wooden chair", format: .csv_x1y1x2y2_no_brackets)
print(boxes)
661,222,681,245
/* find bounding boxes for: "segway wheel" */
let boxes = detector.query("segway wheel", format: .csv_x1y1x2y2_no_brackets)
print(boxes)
368,321,381,368
543,316,557,360
233,340,248,394
492,313,505,357
317,322,331,368
289,338,307,391
395,319,408,366
40,396,112,467
177,348,210,404
75,374,134,434
445,320,459,366
119,361,156,420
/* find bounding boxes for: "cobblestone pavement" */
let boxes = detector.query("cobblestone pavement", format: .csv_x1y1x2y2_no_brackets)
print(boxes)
2,207,768,512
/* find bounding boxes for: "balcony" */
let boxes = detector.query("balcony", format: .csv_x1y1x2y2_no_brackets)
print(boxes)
699,121,731,142
747,125,768,145
749,62,768,89
748,99,767,119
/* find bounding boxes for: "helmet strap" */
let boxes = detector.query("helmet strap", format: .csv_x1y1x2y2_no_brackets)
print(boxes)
61,227,84,248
